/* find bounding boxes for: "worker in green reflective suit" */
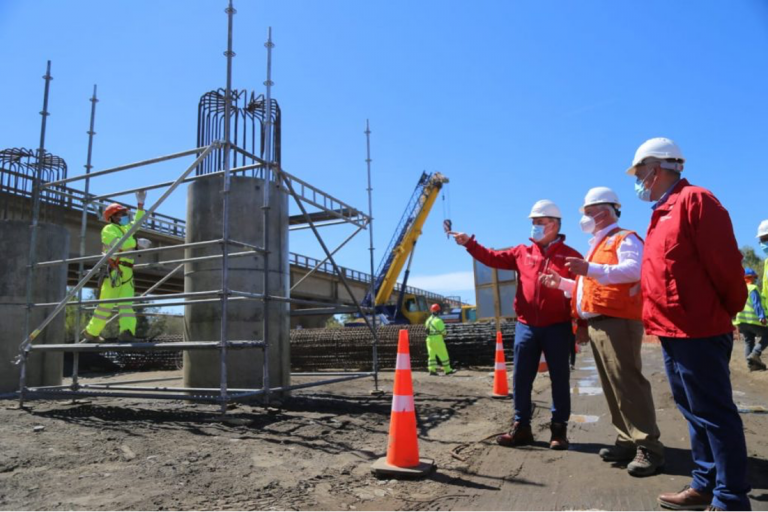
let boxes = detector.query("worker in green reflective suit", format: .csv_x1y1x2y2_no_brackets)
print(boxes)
425,304,456,376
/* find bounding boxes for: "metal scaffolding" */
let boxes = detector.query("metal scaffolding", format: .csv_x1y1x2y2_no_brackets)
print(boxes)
13,1,380,415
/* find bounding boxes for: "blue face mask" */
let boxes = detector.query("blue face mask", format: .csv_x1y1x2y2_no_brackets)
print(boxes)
531,224,546,242
761,242,768,256
634,176,652,202
119,216,130,226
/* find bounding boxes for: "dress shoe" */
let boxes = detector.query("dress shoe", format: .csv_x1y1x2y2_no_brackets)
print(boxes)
658,485,713,510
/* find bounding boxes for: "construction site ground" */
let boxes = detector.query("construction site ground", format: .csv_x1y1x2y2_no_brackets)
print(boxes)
1,340,767,511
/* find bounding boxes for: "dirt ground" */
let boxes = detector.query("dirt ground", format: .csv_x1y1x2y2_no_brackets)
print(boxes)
1,340,767,511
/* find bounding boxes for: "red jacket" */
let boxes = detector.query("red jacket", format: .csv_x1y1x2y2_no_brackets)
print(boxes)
465,235,583,327
642,179,746,338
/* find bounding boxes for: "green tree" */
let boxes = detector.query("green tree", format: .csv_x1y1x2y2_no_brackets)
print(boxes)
741,245,763,284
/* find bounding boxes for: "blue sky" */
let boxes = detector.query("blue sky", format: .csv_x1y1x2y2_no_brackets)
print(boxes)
2,1,767,304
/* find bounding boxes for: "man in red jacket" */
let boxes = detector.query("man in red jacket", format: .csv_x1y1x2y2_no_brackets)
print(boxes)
628,138,750,511
451,199,584,450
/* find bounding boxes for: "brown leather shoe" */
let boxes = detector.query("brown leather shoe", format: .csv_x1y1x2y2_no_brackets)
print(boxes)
496,422,534,447
549,422,569,450
658,486,713,510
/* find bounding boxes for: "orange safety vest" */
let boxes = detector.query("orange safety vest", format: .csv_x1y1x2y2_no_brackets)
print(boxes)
573,228,643,321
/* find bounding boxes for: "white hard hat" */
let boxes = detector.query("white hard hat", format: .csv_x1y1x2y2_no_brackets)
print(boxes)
626,137,685,176
756,220,768,238
529,199,562,219
580,187,621,213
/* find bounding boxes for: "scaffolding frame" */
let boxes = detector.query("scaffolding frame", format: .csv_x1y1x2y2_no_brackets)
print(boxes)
13,2,380,415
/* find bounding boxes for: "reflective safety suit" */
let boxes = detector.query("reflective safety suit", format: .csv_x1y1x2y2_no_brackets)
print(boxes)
425,314,452,373
85,209,145,337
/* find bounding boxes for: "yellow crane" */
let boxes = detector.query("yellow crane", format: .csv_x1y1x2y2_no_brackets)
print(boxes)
361,171,449,324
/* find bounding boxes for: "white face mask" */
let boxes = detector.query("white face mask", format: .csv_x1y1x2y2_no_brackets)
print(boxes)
579,209,609,234
579,215,595,234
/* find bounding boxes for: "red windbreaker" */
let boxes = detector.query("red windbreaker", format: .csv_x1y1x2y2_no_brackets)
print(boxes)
465,235,583,327
641,179,746,338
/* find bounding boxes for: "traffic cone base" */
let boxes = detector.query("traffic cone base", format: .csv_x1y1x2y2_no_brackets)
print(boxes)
371,456,435,479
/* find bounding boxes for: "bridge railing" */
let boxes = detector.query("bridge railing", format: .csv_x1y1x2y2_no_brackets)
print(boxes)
0,166,188,238
288,252,446,302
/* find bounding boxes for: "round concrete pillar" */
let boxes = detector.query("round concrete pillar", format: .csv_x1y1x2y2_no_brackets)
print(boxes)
0,220,68,393
183,175,290,394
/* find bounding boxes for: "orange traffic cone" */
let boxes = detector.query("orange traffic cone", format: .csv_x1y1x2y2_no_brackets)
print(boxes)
372,329,435,478
491,331,510,398
538,352,549,373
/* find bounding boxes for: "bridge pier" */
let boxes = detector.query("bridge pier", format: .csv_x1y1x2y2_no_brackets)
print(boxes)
183,175,290,395
0,220,68,393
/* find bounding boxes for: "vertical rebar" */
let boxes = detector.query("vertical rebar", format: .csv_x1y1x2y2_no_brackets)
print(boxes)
72,84,99,391
219,0,236,415
261,27,275,405
20,60,53,407
365,120,379,391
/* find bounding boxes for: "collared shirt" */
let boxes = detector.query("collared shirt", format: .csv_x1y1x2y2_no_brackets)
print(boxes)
557,222,643,319
652,178,682,210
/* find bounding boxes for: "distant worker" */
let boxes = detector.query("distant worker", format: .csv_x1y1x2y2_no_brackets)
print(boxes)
735,268,767,371
756,219,768,305
84,190,148,343
425,304,456,376
627,138,750,511
450,199,584,450
540,187,664,477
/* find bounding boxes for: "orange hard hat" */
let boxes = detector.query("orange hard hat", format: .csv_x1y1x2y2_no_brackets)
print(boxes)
430,304,441,313
103,203,128,222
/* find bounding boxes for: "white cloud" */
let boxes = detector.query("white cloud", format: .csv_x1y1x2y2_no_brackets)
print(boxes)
408,271,475,294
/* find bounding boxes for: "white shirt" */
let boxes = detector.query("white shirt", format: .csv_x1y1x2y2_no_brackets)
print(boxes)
558,222,643,319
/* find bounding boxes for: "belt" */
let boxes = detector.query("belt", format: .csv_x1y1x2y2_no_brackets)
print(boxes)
118,261,134,268
586,315,612,325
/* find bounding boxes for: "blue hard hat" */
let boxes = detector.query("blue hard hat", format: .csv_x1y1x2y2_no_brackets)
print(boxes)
745,268,758,278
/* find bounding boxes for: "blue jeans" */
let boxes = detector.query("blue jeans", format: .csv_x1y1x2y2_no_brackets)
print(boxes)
660,334,751,511
513,321,573,425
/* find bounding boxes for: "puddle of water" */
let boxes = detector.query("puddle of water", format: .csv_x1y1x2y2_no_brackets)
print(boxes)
737,405,768,414
570,414,600,424
577,379,598,387
571,387,603,396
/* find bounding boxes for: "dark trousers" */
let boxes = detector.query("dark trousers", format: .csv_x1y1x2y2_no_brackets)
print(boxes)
737,323,768,358
660,334,751,511
513,321,573,425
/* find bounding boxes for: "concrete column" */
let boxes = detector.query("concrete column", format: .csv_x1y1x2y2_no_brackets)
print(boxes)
0,220,68,393
183,175,290,393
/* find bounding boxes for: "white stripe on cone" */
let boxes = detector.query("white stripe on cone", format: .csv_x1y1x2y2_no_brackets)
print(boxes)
494,362,506,370
391,394,415,413
395,353,411,371
496,343,503,350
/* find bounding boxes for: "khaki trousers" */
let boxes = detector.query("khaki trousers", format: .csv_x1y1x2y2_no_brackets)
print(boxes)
588,317,664,456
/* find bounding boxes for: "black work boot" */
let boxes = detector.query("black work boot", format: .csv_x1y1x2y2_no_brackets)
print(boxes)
496,422,534,447
549,422,569,450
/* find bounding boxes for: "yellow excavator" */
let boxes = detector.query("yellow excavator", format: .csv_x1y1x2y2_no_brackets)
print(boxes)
349,171,449,325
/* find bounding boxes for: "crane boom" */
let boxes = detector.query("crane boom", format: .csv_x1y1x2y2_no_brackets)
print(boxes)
364,171,449,307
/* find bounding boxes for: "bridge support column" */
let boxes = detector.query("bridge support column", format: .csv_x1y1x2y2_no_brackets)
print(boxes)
183,175,290,394
0,220,68,393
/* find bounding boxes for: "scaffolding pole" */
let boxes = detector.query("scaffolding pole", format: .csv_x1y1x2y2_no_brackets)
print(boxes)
71,84,99,391
218,0,236,415
365,119,379,391
20,60,53,408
